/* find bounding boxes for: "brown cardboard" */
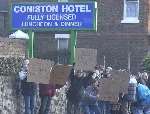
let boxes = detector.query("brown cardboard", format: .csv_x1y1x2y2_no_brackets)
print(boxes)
28,58,72,85
75,48,97,71
50,64,72,85
27,58,54,84
97,70,130,102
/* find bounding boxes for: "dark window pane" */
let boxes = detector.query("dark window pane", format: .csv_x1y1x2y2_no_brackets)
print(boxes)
126,0,138,1
0,14,4,36
0,0,8,11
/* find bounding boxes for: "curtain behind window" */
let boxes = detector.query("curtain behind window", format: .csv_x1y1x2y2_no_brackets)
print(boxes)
126,1,138,17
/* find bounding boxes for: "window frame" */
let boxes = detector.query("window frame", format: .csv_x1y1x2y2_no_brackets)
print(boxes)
57,38,69,50
55,36,69,64
121,0,139,23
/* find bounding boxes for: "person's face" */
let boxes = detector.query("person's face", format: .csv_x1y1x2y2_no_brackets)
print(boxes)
143,72,149,81
76,70,83,77
94,80,99,87
24,59,29,66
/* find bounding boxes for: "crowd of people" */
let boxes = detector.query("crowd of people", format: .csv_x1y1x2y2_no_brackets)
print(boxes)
66,64,150,114
17,59,62,114
16,59,150,114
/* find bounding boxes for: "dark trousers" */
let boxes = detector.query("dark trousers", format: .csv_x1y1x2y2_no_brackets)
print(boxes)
120,101,130,114
39,96,51,114
98,101,111,114
24,95,36,114
132,105,150,114
82,103,100,114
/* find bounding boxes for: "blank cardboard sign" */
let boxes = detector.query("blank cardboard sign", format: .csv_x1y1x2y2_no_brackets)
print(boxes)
27,58,54,84
75,48,97,71
50,64,72,85
97,70,130,102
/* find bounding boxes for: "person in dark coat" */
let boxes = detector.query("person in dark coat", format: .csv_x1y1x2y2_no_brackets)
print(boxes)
18,59,37,114
81,73,100,114
66,68,85,114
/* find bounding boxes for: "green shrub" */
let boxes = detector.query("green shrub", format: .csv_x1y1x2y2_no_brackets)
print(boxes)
143,56,150,72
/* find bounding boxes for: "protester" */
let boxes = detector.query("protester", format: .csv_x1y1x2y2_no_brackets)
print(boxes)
92,65,101,80
18,59,37,114
132,76,150,114
38,65,62,114
66,68,85,114
122,75,137,114
38,83,55,114
81,72,100,114
96,66,111,114
141,72,150,88
119,92,130,114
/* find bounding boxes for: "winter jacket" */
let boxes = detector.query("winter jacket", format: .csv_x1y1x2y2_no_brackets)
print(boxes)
82,85,98,105
66,76,84,105
39,84,56,97
136,83,150,106
21,78,37,96
18,67,37,96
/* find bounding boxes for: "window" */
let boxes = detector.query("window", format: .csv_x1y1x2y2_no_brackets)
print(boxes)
0,0,8,12
57,39,68,50
58,0,68,2
121,0,139,23
0,13,5,36
55,34,69,64
55,34,69,50
57,39,69,64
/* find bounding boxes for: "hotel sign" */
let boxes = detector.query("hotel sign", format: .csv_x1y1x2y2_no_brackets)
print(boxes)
10,2,97,30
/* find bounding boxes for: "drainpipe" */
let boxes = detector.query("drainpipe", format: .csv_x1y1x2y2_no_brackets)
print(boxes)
28,30,34,58
70,31,77,64
128,52,131,74
148,0,150,55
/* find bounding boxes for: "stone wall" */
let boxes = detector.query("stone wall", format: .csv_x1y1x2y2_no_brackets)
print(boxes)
0,75,68,114
0,76,24,114
0,38,27,57
0,38,25,114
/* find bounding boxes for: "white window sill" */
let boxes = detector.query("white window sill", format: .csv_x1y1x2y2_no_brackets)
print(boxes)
121,18,139,23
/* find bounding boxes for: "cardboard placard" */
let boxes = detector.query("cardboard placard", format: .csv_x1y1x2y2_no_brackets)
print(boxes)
75,48,97,71
50,64,72,85
27,58,54,84
97,70,130,102
28,58,72,85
